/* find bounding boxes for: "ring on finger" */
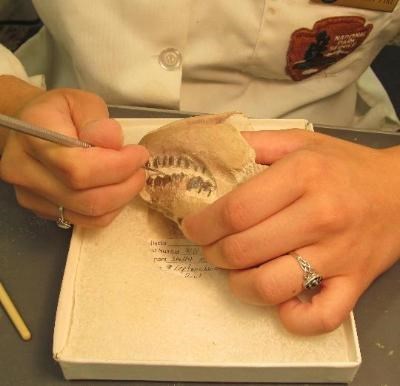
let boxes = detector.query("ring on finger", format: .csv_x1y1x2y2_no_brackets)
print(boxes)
290,251,323,290
56,205,72,229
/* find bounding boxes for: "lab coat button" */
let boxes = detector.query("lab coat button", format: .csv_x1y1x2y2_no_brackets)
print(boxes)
159,48,182,70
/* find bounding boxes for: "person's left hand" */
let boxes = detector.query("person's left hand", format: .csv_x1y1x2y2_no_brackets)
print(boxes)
182,129,400,335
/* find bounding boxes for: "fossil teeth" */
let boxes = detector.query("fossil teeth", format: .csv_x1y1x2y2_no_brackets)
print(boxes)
147,154,208,174
202,181,213,191
163,175,172,185
187,176,201,190
147,154,216,194
146,177,155,187
177,156,191,168
152,156,159,168
154,176,164,187
139,112,265,226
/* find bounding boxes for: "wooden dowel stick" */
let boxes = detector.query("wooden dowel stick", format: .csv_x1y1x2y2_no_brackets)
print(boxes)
0,281,31,341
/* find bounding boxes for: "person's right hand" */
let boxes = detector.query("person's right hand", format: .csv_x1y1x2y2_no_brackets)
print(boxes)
0,88,149,227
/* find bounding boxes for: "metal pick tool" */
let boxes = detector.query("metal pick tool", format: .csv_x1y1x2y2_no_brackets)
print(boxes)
0,112,161,173
0,112,91,148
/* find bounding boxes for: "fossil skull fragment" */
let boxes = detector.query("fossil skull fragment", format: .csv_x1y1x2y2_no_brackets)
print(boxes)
139,112,264,224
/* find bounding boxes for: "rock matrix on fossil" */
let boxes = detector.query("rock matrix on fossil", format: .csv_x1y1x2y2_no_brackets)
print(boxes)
139,112,265,224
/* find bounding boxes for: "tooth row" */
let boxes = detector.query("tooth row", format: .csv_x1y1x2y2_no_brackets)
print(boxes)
146,155,205,173
146,173,215,196
186,176,214,195
147,172,184,187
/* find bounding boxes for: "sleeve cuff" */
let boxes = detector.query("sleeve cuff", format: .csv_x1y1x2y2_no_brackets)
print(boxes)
0,43,45,88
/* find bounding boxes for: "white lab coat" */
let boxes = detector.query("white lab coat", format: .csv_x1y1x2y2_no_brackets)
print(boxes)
1,0,399,129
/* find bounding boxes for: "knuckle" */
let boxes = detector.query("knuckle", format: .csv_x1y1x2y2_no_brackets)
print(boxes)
14,189,30,209
87,198,105,217
220,236,248,269
0,153,20,185
17,106,37,121
318,309,344,333
69,173,88,190
254,271,282,305
65,89,107,111
312,195,347,232
88,213,118,228
0,166,13,184
221,197,249,232
82,90,106,106
347,196,369,223
60,160,90,190
294,149,328,186
78,193,107,217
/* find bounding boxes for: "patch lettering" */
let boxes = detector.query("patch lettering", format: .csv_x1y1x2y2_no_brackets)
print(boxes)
286,16,373,81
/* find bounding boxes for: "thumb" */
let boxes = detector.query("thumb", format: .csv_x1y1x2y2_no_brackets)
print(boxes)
18,88,123,151
79,118,124,150
277,276,359,335
63,90,123,150
241,129,318,164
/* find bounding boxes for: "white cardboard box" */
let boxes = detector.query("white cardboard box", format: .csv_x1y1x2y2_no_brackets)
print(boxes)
53,119,361,383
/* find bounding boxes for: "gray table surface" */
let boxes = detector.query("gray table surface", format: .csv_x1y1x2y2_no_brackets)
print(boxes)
0,107,399,386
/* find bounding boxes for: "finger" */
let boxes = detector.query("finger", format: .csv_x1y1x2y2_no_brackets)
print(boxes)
15,186,123,228
278,276,359,335
18,90,126,164
67,169,146,216
228,255,304,306
40,144,149,189
182,156,306,246
75,118,124,149
8,149,146,216
5,127,149,190
241,129,320,164
17,91,149,188
19,89,111,145
228,246,327,306
202,195,326,269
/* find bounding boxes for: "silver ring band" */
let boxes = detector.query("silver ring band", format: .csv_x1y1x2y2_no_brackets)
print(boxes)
56,206,72,229
290,251,323,290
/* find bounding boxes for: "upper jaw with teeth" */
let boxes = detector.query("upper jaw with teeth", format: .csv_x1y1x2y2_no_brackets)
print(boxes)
145,154,217,197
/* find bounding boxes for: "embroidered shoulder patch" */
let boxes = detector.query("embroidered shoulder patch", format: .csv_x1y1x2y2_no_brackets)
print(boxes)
286,16,373,81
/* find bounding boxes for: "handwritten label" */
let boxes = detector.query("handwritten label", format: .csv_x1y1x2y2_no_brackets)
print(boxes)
148,239,219,279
